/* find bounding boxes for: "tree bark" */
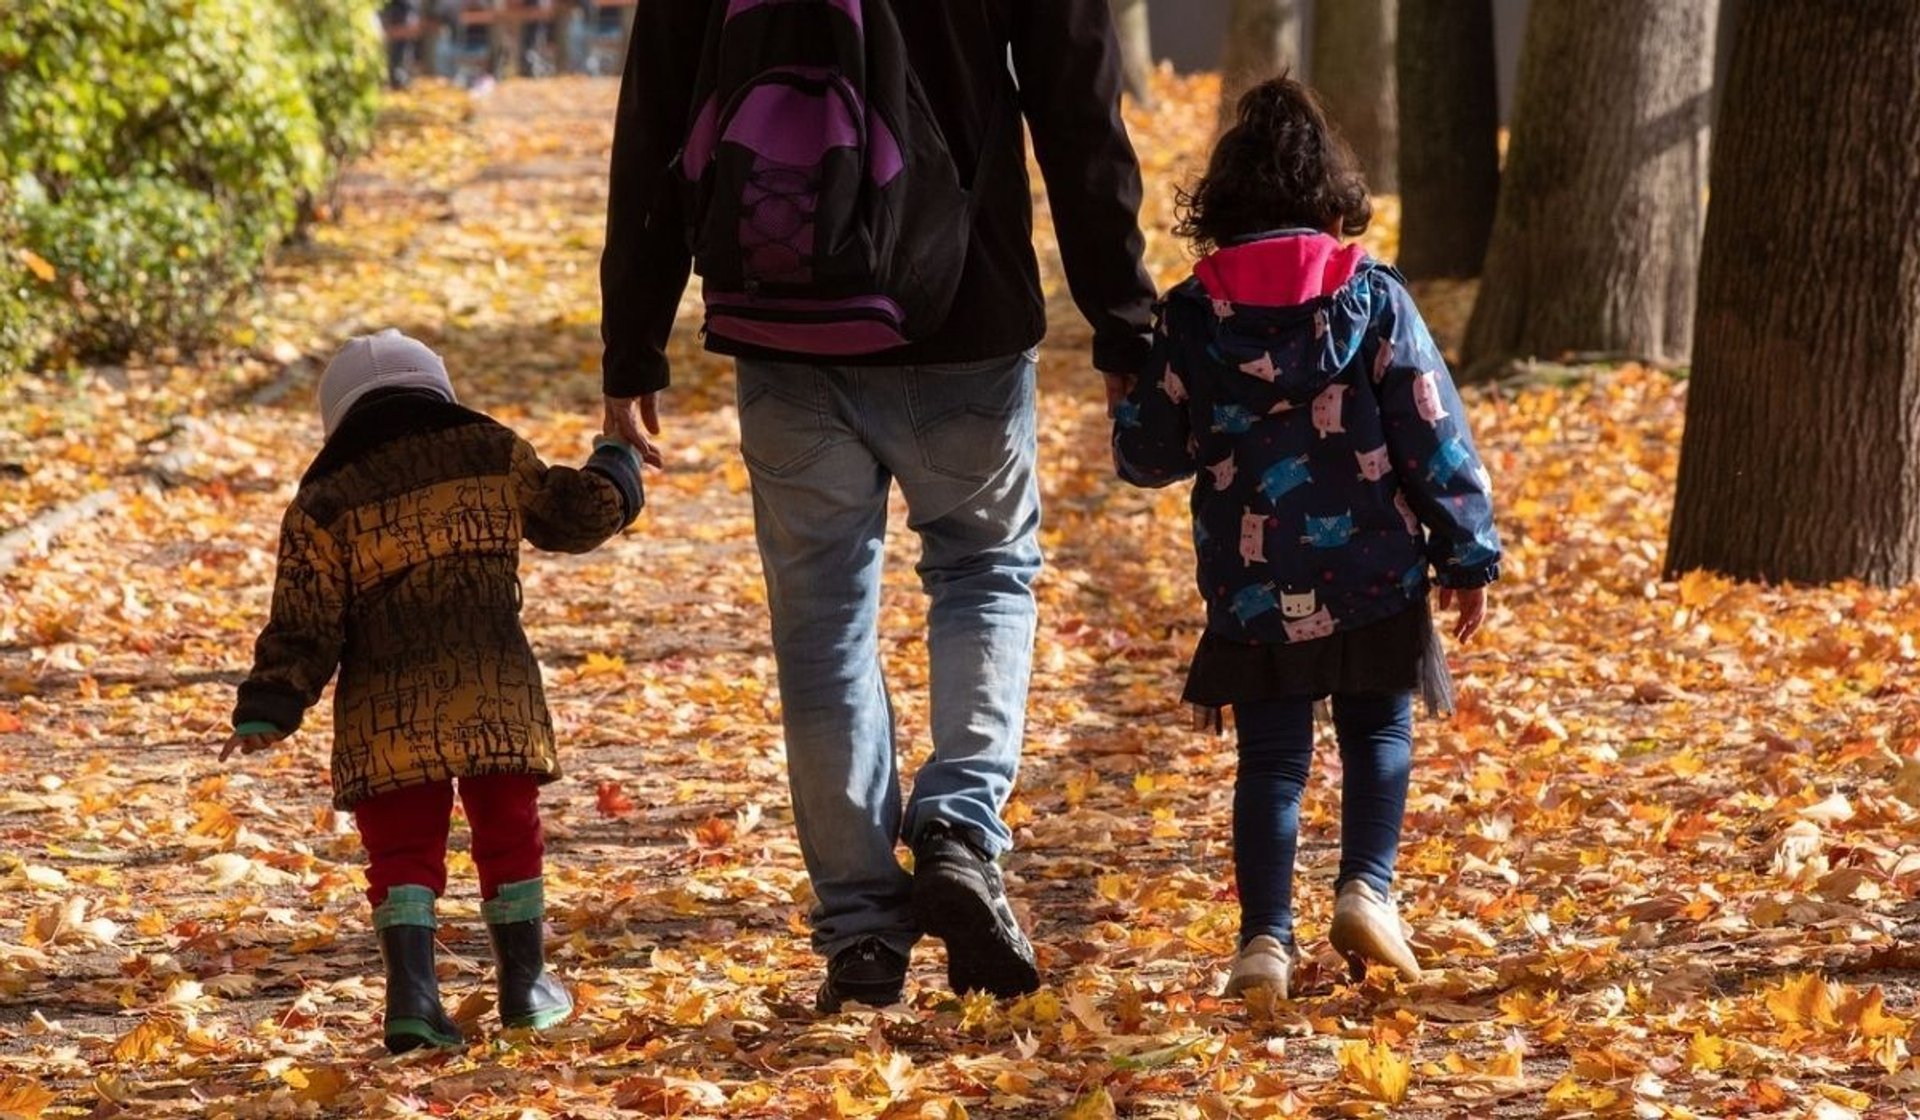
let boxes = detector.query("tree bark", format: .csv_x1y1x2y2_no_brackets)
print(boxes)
1665,1,1920,587
1218,0,1302,131
1310,0,1396,193
1111,0,1157,109
1459,0,1717,380
1394,0,1498,280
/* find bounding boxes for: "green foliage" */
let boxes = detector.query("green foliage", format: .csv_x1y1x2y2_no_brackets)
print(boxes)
0,0,384,367
284,0,386,210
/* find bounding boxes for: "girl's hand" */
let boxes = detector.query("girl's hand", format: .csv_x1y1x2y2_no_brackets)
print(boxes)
1437,586,1486,644
218,730,284,762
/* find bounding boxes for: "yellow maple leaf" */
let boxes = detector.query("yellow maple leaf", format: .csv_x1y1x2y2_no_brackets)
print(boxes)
281,1065,350,1105
1687,1031,1727,1072
578,651,627,677
1337,1040,1411,1104
1764,973,1840,1030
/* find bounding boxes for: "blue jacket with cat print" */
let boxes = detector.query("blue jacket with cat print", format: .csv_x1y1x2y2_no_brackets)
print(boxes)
1112,229,1500,647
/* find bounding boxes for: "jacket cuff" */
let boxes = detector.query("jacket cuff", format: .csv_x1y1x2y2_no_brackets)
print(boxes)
1092,328,1154,379
602,350,670,399
1435,560,1500,590
234,683,306,736
233,720,282,737
585,438,646,527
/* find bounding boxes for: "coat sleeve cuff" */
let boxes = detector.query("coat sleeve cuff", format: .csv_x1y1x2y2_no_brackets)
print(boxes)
585,438,646,527
234,683,306,736
1435,560,1500,590
602,350,671,399
1092,328,1154,380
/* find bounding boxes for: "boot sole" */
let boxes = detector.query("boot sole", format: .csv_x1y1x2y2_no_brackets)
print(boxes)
912,867,1039,998
385,1018,464,1053
1328,911,1423,982
501,979,575,1031
815,980,904,1014
502,1002,573,1031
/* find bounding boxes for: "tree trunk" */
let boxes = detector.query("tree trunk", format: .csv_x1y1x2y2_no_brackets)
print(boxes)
489,0,518,79
1310,0,1396,193
1665,1,1920,586
1459,0,1717,380
1394,0,1498,280
1111,0,1157,109
1218,0,1302,131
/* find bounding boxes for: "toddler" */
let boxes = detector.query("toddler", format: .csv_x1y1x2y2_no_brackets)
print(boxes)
221,330,647,1050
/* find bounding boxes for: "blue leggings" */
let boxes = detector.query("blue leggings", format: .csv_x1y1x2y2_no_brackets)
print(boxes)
1232,692,1412,948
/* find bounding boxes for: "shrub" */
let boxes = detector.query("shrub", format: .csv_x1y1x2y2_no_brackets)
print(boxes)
285,1,386,222
0,0,383,367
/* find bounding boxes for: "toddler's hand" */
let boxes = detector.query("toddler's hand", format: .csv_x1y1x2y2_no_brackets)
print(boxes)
1437,586,1486,644
218,729,284,762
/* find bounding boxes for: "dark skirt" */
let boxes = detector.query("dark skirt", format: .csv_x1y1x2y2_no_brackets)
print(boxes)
1182,599,1450,713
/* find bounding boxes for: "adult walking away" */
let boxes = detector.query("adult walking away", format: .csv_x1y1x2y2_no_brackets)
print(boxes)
600,1,1156,1010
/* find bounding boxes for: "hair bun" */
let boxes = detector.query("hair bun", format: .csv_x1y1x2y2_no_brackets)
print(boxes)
1234,74,1295,128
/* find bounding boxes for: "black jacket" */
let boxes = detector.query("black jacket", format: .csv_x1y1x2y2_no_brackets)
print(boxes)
599,0,1158,397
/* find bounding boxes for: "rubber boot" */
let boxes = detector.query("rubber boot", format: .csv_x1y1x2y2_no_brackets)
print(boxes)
373,885,464,1054
483,878,573,1030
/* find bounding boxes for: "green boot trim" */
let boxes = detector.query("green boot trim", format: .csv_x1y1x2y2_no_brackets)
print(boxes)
503,1000,572,1031
373,884,438,931
384,1016,465,1052
482,877,545,925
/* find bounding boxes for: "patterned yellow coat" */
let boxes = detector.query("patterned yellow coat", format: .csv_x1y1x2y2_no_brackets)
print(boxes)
234,391,642,808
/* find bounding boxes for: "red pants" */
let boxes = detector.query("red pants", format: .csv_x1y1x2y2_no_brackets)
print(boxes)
354,775,544,905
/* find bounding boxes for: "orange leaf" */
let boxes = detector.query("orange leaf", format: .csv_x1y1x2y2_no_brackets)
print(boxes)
596,780,635,816
16,249,55,283
0,1076,55,1119
109,1019,175,1063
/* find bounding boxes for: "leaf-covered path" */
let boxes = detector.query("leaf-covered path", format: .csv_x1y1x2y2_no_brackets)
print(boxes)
2,77,1919,1119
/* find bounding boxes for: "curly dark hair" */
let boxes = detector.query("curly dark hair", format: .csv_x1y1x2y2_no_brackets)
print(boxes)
1173,75,1372,253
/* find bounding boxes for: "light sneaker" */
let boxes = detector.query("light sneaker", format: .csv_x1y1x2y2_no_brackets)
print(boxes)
1223,934,1296,999
1328,880,1423,982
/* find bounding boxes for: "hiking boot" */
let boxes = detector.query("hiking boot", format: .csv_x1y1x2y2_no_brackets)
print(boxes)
815,936,908,1013
483,878,574,1030
1327,880,1423,983
910,820,1040,998
1224,934,1297,999
373,885,465,1054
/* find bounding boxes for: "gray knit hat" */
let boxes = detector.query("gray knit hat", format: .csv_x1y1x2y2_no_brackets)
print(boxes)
317,329,457,436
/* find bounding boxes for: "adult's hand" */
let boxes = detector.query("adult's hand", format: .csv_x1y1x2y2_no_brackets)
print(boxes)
602,393,664,468
1437,586,1487,644
1103,372,1136,418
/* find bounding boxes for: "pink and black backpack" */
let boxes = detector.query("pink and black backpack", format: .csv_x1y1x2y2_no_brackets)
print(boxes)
674,0,993,355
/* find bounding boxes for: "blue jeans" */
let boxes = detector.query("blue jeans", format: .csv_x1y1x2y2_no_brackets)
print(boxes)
735,352,1041,958
1233,692,1412,947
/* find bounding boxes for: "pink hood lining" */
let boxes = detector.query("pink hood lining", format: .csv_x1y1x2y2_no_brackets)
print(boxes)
1193,233,1368,308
